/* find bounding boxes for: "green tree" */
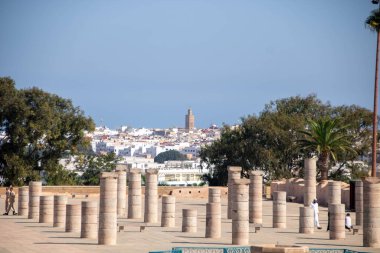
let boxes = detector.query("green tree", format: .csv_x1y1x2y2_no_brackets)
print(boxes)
45,165,79,186
201,95,329,185
200,95,372,185
0,77,95,186
78,152,120,185
298,118,356,181
154,150,186,164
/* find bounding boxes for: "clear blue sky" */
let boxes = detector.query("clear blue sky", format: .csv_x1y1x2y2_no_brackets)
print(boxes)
0,0,377,128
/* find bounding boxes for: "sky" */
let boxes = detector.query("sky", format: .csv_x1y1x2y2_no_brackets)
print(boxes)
0,0,377,129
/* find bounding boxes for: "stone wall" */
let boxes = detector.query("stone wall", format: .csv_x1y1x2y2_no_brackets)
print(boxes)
270,178,350,207
0,186,228,200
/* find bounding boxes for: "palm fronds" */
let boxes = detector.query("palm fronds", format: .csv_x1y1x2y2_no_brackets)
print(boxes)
366,8,380,32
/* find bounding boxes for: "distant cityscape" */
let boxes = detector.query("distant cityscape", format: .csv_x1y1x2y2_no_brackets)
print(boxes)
61,109,220,186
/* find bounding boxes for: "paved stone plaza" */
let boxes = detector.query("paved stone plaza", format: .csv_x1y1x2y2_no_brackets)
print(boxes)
0,196,377,253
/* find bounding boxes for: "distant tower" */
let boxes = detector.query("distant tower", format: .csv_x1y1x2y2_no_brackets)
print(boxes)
185,108,195,130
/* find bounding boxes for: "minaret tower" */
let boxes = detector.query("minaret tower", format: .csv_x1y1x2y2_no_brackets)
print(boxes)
185,108,195,130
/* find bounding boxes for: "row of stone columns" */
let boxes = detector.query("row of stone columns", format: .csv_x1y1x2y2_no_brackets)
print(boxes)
24,183,100,240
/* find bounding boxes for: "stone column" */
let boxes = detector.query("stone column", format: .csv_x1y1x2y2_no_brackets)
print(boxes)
128,169,142,219
144,169,158,223
161,195,175,227
28,181,42,219
304,158,317,206
18,186,29,216
116,165,127,217
363,177,380,247
355,180,363,226
329,204,345,240
182,209,197,233
299,206,314,234
208,188,221,203
232,179,250,245
66,203,81,233
81,201,98,239
249,170,263,224
39,195,54,223
228,166,242,219
205,202,221,238
98,173,118,245
53,195,67,228
328,181,341,205
273,191,286,229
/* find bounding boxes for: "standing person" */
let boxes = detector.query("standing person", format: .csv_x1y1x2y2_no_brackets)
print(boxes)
3,187,10,215
345,213,353,232
310,199,322,230
4,187,17,215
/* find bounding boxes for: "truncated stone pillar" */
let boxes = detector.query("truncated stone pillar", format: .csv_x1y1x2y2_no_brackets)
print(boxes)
329,204,345,240
273,191,286,229
128,169,142,219
144,169,158,223
304,158,317,206
363,177,380,247
28,181,42,219
98,173,118,245
228,166,242,219
81,201,98,239
116,165,127,217
328,181,341,205
66,203,81,233
299,206,314,234
249,170,263,224
208,188,221,203
18,186,29,216
205,202,221,238
232,179,250,245
182,209,197,233
161,195,175,227
53,195,67,228
355,180,363,226
39,195,54,223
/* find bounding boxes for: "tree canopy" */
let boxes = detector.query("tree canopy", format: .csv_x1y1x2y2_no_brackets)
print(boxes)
0,77,95,186
154,150,187,164
200,95,372,185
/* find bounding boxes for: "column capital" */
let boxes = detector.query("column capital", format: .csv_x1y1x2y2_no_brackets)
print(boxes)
228,166,242,173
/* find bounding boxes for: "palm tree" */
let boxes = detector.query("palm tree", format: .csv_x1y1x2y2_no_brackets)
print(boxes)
298,118,355,181
366,8,380,178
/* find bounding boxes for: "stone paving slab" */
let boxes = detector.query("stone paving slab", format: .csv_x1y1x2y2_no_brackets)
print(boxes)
0,197,377,253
